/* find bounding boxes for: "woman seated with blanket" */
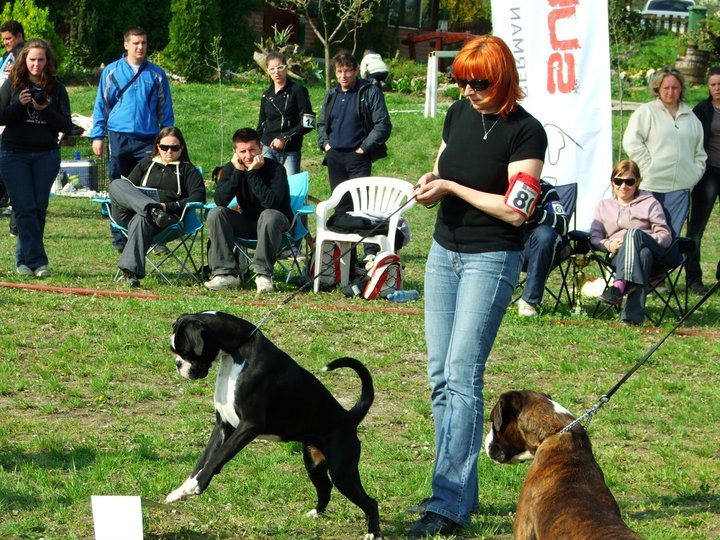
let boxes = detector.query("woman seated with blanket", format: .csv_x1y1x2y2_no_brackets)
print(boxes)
108,126,206,287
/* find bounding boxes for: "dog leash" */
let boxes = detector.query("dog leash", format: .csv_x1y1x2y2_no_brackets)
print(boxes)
561,278,719,433
249,193,420,337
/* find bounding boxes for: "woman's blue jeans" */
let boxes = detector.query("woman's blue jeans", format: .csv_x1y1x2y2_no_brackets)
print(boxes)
261,145,301,177
423,240,521,525
0,148,60,269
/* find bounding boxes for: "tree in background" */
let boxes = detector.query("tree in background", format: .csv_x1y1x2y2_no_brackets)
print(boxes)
270,0,380,90
438,0,488,24
161,0,220,81
1,0,63,63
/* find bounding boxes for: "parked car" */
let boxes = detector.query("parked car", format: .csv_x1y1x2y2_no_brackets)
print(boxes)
641,0,694,18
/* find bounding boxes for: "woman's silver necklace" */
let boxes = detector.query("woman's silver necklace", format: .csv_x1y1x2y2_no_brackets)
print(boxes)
481,113,500,140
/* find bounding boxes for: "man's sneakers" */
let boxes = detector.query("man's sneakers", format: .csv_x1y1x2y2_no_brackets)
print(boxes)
150,207,173,228
517,298,539,317
255,274,274,293
204,274,240,290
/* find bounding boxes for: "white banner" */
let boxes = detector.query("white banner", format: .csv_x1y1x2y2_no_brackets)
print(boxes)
492,0,612,230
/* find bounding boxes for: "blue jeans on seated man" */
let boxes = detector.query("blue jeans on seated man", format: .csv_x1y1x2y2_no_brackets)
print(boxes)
521,225,561,306
262,145,301,177
424,241,521,526
0,148,60,269
610,228,668,324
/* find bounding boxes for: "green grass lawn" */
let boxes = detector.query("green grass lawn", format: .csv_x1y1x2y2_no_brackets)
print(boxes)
0,81,718,539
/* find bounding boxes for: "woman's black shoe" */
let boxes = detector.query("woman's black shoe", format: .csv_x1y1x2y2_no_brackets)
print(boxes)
688,281,709,295
599,285,623,305
408,512,462,538
150,207,172,228
123,270,140,288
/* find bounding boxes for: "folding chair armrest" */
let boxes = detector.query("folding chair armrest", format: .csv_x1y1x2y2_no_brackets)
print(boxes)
676,236,695,254
91,197,111,205
177,201,203,221
298,204,314,216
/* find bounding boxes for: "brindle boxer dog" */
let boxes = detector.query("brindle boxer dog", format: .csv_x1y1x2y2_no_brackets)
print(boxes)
485,390,641,540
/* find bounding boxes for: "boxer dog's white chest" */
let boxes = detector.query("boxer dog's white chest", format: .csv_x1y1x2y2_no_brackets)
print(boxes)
214,353,245,428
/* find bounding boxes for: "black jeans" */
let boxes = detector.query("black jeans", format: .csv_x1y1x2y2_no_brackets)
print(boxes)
325,148,372,214
686,164,720,284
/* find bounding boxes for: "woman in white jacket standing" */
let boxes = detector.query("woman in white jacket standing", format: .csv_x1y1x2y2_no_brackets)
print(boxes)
623,67,706,194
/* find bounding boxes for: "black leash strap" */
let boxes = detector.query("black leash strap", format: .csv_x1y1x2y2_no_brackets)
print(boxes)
561,279,719,433
249,193,419,336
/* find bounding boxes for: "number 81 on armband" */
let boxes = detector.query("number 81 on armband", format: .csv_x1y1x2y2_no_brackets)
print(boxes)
504,172,541,220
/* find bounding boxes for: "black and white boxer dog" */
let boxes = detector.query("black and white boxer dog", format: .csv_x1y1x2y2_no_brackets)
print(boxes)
166,311,381,539
485,390,641,540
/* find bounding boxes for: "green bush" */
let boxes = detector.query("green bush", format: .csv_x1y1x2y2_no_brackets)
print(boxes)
161,0,221,81
387,54,427,94
1,0,64,65
611,34,685,73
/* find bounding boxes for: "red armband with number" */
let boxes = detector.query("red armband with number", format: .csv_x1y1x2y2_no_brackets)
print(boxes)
504,172,541,220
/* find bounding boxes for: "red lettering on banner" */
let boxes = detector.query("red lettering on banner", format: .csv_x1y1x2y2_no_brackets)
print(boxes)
546,0,579,94
547,52,575,93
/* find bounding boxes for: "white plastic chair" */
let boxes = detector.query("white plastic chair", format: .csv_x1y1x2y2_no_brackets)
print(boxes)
313,177,416,292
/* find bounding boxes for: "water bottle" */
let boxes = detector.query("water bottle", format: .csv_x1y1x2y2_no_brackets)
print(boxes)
387,289,420,303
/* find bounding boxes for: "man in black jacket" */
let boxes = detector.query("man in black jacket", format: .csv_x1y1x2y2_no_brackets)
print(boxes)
204,128,293,293
317,50,392,215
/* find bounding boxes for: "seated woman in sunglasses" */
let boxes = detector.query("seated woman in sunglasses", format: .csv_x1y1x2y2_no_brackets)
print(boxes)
589,159,672,325
108,126,206,287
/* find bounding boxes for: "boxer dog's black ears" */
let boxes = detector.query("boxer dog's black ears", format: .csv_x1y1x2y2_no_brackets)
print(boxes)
184,319,205,357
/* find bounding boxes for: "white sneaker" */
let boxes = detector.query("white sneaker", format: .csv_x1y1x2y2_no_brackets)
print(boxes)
204,274,240,290
33,265,50,278
518,298,538,317
16,264,33,275
255,274,274,293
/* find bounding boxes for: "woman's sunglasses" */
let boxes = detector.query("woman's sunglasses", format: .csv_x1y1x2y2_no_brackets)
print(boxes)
158,144,182,152
268,65,287,73
612,177,637,187
456,78,491,92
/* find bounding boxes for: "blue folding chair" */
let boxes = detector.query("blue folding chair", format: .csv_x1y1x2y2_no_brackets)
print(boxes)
92,198,205,284
233,171,315,285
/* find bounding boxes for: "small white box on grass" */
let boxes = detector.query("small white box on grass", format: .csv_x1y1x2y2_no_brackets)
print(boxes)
91,495,143,540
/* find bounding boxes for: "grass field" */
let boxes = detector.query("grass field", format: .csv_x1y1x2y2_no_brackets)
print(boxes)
0,80,718,539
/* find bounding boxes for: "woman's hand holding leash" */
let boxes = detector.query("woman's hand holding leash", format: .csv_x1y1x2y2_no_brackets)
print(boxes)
414,172,445,208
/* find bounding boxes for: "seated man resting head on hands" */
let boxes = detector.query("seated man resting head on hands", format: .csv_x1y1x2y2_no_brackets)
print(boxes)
204,127,293,293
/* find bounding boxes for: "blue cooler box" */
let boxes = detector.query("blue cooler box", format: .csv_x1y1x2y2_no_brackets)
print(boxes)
59,159,99,191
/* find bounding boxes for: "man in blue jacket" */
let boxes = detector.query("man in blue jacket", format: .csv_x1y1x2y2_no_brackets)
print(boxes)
89,26,174,251
90,26,174,180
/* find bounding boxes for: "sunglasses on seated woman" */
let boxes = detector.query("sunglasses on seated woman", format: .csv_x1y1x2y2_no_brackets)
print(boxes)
158,144,182,152
455,78,491,92
612,177,637,187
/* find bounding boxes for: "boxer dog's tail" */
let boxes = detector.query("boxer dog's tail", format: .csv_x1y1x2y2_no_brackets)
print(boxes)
323,357,375,424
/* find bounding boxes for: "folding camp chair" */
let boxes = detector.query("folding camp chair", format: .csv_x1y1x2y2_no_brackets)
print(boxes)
513,182,578,311
233,171,315,285
93,198,205,284
313,177,416,292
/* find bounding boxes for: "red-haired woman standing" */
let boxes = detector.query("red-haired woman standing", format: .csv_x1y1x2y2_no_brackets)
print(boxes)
409,35,548,537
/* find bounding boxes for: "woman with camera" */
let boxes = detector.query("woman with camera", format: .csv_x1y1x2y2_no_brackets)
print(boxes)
0,39,72,278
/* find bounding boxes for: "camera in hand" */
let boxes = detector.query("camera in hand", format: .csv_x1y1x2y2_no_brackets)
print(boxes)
29,85,48,106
